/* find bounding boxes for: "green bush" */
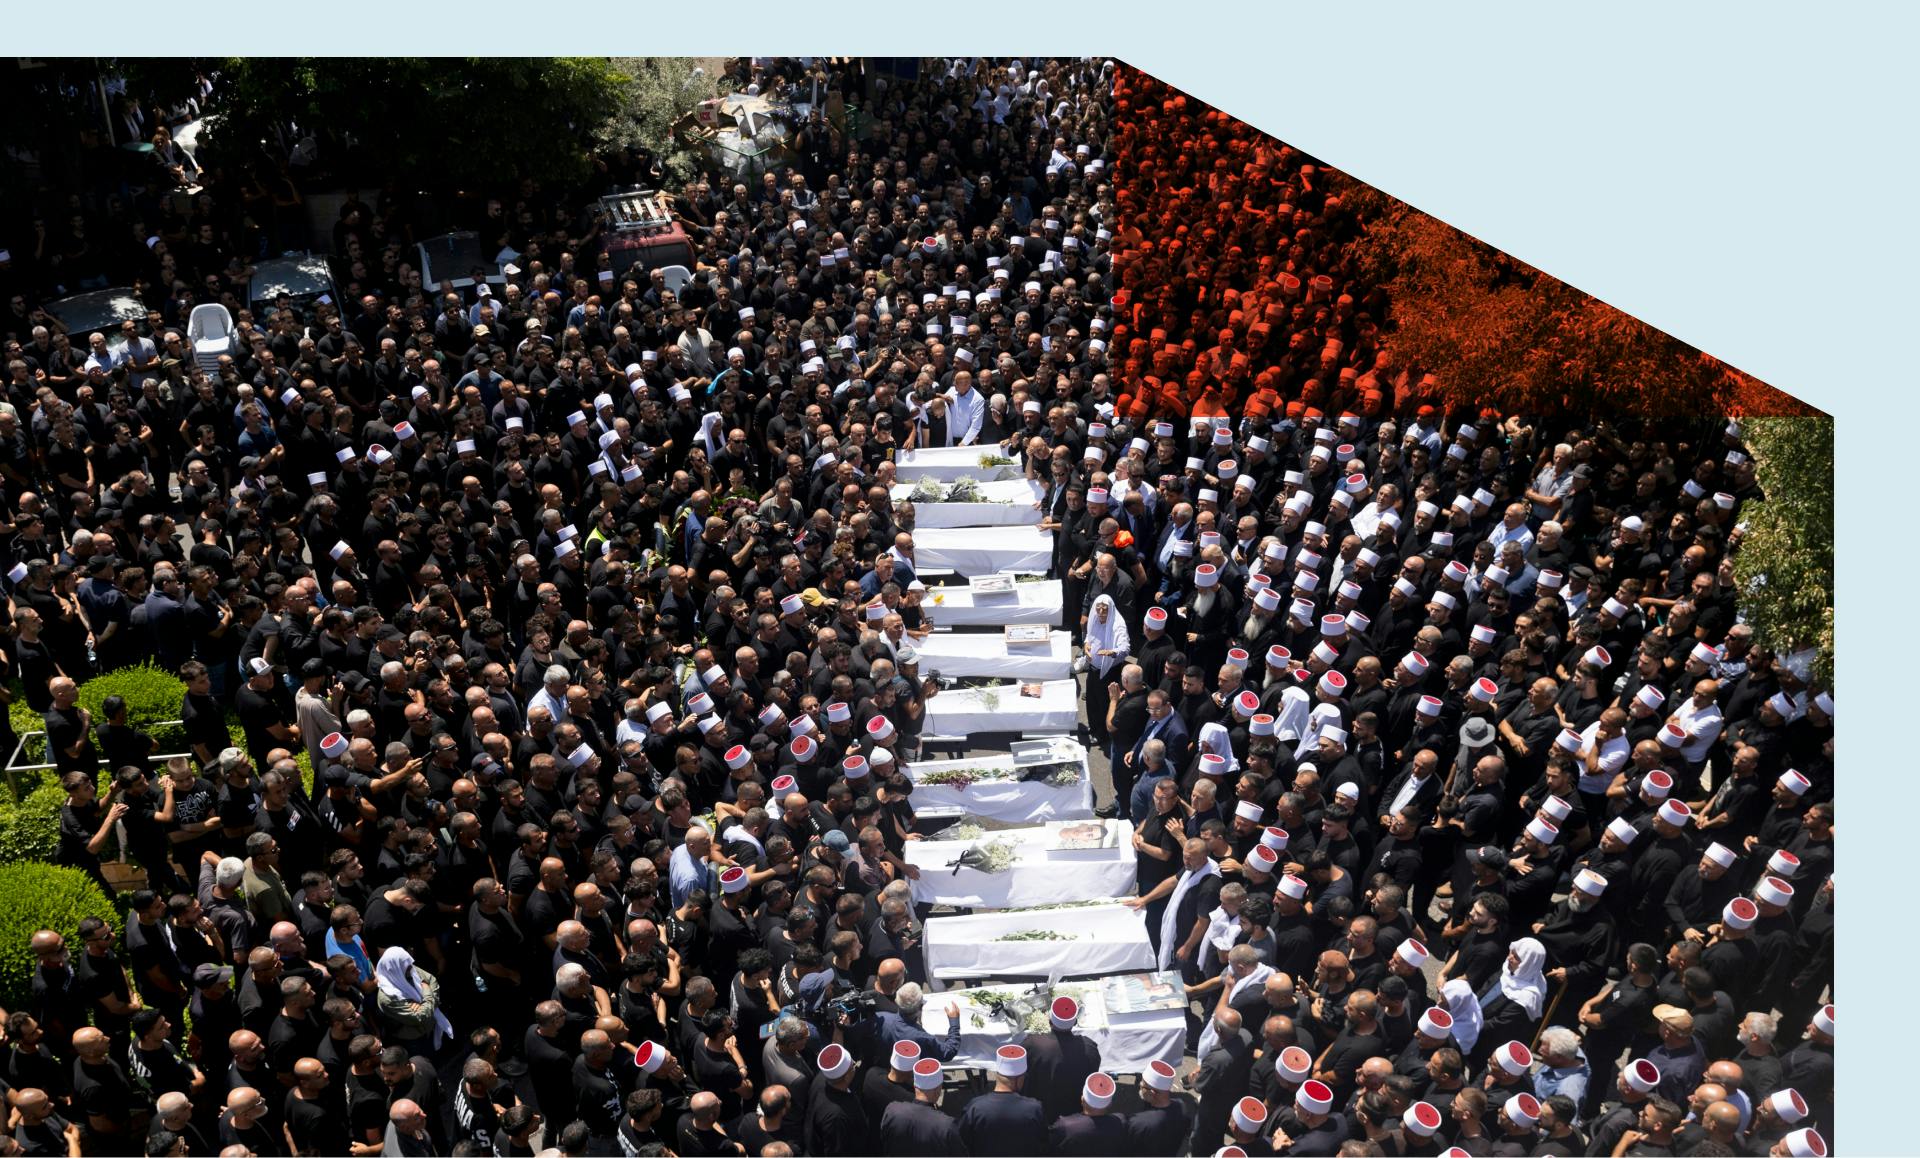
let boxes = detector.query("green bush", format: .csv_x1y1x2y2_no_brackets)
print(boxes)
78,664,189,755
0,781,66,864
0,863,117,1010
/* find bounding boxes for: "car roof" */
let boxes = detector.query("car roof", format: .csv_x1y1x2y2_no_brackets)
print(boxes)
250,254,337,304
47,288,146,336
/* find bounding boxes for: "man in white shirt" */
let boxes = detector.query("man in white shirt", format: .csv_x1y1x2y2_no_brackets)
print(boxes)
944,370,985,446
1667,679,1726,768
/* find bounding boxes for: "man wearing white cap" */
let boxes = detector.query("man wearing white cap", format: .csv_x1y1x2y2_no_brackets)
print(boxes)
955,1043,1047,1155
876,1056,964,1154
1047,1071,1127,1155
1009,995,1096,1125
1126,1059,1190,1154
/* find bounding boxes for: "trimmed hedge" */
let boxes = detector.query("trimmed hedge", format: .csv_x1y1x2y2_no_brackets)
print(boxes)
0,863,117,1009
0,781,65,865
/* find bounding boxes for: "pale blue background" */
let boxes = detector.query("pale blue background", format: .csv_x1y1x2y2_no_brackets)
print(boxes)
13,2,1907,1145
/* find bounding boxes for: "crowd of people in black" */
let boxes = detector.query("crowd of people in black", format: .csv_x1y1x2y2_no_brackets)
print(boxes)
0,55,1832,1158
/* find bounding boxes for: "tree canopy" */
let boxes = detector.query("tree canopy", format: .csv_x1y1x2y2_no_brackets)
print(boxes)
1344,192,1818,420
126,57,631,192
1732,417,1835,687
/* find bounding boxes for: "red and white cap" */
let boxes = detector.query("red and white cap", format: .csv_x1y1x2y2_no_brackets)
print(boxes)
1656,799,1692,827
1769,850,1801,877
719,867,749,895
1769,1088,1809,1124
1214,1148,1247,1158
1294,1080,1333,1115
1278,874,1309,900
1403,1101,1444,1137
1235,690,1261,717
1756,876,1796,907
1401,651,1429,676
725,744,751,770
646,702,674,724
1398,938,1431,968
1248,845,1279,872
1813,1004,1834,1036
1417,1006,1453,1039
1555,728,1584,754
1320,614,1348,638
1540,795,1572,822
1442,1150,1473,1158
1470,677,1497,703
841,755,869,780
759,704,786,726
1525,816,1560,845
1606,817,1640,845
1146,606,1169,627
687,691,715,715
1574,869,1609,897
1234,800,1264,823
867,715,895,741
1082,1072,1116,1109
1583,645,1612,669
320,732,349,758
1250,714,1276,737
1050,996,1079,1028
790,714,816,737
826,701,851,723
1416,695,1443,718
1260,826,1289,851
1505,1092,1542,1127
1537,569,1564,590
789,736,817,763
1624,1058,1661,1093
912,1057,943,1090
891,1040,922,1071
1311,641,1340,665
1265,644,1292,668
1635,685,1666,711
1722,897,1759,930
1783,1127,1828,1157
1642,770,1674,799
780,593,805,615
1227,647,1251,668
770,774,797,794
1143,1058,1176,1091
1194,564,1220,588
1200,753,1229,777
871,748,894,768
1228,1096,1269,1135
1602,597,1630,618
1252,588,1281,612
1277,1046,1313,1083
994,1044,1027,1077
1656,719,1688,749
1471,624,1498,645
1443,561,1470,583
1779,769,1812,796
1691,642,1721,666
816,1043,851,1078
1494,1041,1533,1076
635,1041,669,1073
1704,841,1736,868
1394,577,1421,599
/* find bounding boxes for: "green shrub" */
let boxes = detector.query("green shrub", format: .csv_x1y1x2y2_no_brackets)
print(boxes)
78,664,189,756
0,863,117,1010
0,781,66,864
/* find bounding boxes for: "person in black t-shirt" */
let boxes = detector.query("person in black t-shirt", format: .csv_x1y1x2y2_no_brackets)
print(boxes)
57,770,123,897
43,675,96,776
71,1026,145,1152
283,1058,348,1156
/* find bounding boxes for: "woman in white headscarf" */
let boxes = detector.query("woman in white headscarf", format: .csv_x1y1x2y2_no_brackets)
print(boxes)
1083,594,1131,750
374,945,455,1051
1195,721,1239,777
1470,936,1550,1067
1441,976,1484,1055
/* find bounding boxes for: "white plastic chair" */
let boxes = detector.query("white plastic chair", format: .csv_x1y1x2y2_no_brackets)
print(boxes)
659,264,693,295
187,303,234,373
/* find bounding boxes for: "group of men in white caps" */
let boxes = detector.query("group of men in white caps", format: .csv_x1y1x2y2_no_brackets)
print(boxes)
0,49,1837,1158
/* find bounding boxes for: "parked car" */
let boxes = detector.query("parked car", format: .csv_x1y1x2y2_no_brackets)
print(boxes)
249,252,338,316
417,231,506,292
46,287,146,351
